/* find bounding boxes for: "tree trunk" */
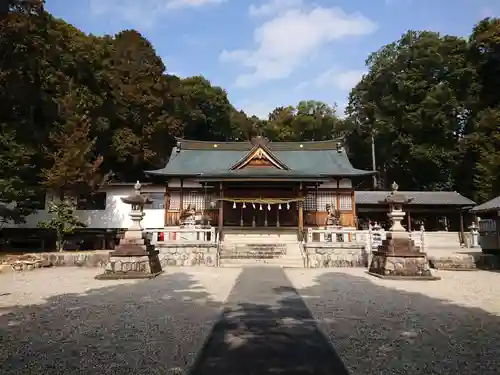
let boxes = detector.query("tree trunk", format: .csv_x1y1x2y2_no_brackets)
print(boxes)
56,232,64,252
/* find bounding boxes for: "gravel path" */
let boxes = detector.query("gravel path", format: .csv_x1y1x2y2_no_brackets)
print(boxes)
286,268,500,375
0,267,240,375
1,267,500,374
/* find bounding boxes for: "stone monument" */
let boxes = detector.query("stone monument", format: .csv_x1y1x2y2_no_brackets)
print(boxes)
96,181,163,280
367,182,440,280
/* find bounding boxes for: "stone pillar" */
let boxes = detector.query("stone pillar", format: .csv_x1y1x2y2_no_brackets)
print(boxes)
469,222,479,248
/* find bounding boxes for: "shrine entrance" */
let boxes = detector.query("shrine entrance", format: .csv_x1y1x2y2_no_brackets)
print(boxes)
221,183,302,228
225,201,299,228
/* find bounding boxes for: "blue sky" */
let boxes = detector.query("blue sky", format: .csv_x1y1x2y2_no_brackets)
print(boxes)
45,0,500,118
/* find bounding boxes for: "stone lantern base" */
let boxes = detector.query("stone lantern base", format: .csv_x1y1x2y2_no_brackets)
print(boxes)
367,232,440,280
96,230,163,280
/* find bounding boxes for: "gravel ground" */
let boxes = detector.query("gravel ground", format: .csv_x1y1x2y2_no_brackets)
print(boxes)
0,267,241,375
1,267,500,374
286,268,500,375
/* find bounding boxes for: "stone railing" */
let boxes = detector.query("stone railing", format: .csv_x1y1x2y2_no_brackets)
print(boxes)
303,226,429,268
305,227,387,253
147,227,217,245
145,227,218,267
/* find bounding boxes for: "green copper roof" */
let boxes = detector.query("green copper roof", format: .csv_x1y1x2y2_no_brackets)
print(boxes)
146,138,375,180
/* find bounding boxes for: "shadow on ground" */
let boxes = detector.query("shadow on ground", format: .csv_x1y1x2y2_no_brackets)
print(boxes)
189,268,349,375
1,268,500,375
0,271,223,374
291,270,500,374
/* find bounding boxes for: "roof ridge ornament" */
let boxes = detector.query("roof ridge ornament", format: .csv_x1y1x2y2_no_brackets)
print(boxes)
391,181,399,194
251,136,269,147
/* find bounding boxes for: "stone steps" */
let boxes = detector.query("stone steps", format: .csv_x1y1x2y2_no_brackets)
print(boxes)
220,257,305,268
219,241,304,268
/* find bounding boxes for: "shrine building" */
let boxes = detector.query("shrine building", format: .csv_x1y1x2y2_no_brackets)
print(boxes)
145,136,375,238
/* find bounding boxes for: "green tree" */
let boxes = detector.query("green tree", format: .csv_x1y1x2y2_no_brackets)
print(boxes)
346,30,475,191
0,127,37,226
179,76,234,141
38,199,85,252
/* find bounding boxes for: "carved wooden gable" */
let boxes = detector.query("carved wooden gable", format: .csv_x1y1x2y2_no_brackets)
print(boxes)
231,145,290,170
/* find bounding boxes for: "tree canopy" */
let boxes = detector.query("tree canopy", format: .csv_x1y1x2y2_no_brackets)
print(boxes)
1,1,500,224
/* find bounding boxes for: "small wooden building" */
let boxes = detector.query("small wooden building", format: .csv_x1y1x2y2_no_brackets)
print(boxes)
471,196,500,253
355,191,475,231
146,137,374,237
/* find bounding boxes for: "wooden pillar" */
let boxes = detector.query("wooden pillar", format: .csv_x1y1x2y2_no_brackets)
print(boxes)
336,179,340,211
164,185,170,227
218,182,224,240
240,205,244,227
407,210,412,232
298,182,304,240
459,208,465,245
351,190,356,228
179,179,184,211
315,183,319,226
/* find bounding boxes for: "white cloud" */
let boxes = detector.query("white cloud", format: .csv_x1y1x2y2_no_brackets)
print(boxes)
315,68,365,90
89,0,225,29
220,5,376,88
249,0,303,17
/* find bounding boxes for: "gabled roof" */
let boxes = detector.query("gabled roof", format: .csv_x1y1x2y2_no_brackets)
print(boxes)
355,191,475,206
146,137,375,180
230,142,290,170
471,196,500,213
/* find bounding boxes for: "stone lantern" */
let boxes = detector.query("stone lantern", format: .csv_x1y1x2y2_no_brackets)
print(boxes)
96,181,163,280
384,182,411,232
367,182,440,280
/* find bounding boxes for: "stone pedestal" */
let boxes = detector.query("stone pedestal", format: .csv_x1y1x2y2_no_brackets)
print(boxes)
368,231,440,280
96,230,163,280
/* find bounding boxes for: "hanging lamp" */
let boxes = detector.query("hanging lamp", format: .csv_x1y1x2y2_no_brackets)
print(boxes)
259,204,263,210
233,202,236,209
286,202,290,210
242,202,246,209
278,204,282,210
252,203,256,209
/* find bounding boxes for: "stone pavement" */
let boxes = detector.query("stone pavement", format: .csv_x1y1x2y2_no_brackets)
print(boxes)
1,267,500,374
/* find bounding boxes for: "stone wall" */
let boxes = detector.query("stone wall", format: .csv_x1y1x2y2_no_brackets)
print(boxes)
304,243,366,268
0,251,111,272
157,243,218,267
